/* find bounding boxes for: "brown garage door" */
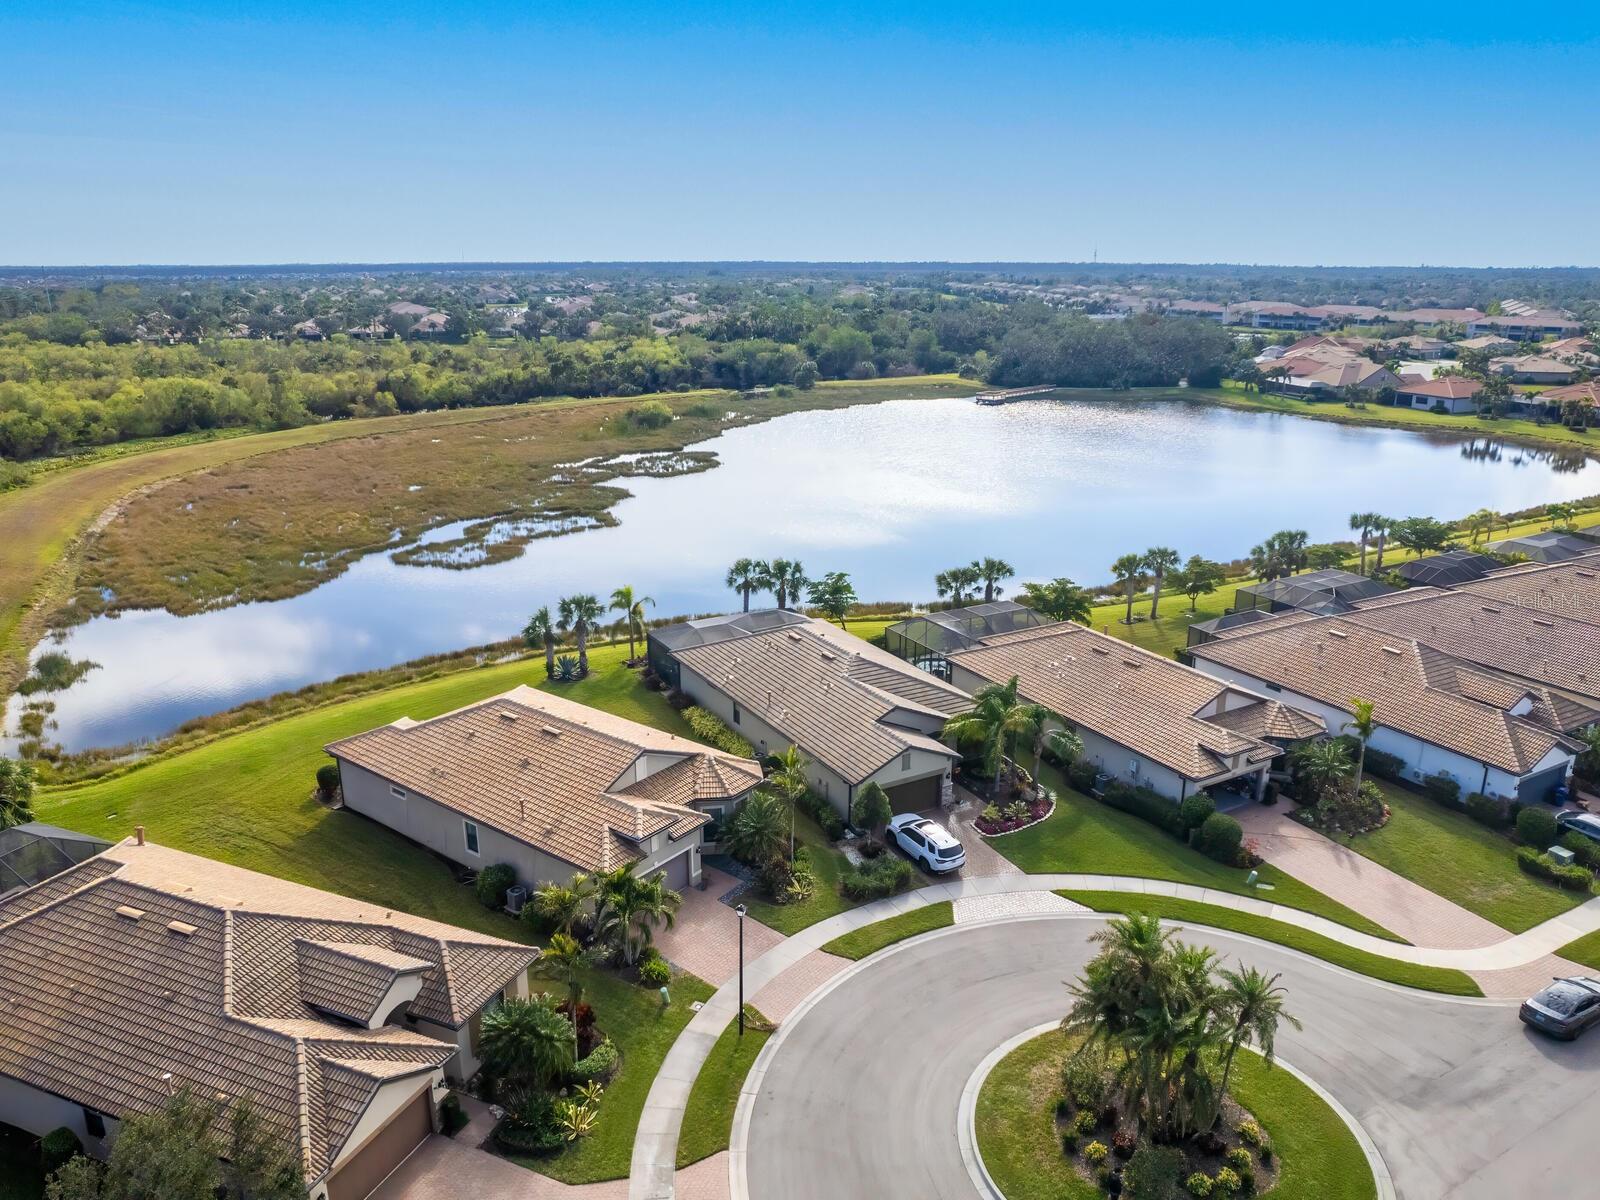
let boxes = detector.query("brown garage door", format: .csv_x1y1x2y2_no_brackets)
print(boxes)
885,774,941,814
326,1087,431,1200
654,848,692,890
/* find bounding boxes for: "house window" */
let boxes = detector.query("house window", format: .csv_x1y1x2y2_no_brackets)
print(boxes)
900,751,912,772
732,702,742,726
83,1109,105,1139
1264,682,1282,693
463,820,481,857
389,784,406,800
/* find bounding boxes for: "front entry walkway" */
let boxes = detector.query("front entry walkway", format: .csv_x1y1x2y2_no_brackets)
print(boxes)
652,865,784,987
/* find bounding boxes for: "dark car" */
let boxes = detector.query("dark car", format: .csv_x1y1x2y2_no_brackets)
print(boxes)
1520,977,1600,1039
1555,811,1600,844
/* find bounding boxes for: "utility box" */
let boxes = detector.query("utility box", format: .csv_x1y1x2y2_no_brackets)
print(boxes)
504,885,529,915
1549,845,1577,868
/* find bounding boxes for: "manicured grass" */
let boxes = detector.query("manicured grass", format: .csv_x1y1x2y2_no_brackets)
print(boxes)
738,810,863,935
675,1007,771,1168
0,1125,43,1200
1335,782,1587,933
975,1031,1375,1200
1061,891,1482,997
821,901,954,959
1554,929,1600,971
515,966,714,1184
993,770,1400,941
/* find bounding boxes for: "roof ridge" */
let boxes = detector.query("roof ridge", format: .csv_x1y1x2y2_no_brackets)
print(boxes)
0,859,123,934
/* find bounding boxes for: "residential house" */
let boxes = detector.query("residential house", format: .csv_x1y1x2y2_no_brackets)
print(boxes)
409,311,451,338
292,318,326,341
1159,299,1228,321
660,616,969,816
1390,334,1448,359
0,833,538,1200
1228,302,1324,331
327,686,762,894
1468,309,1583,341
1540,380,1600,411
1389,307,1485,326
1190,616,1583,803
1395,376,1483,414
1489,355,1579,385
1544,336,1598,365
946,623,1321,803
1265,355,1402,395
1454,335,1517,356
1451,553,1600,628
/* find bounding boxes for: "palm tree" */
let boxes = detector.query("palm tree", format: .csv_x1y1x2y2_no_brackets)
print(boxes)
1462,508,1504,545
1343,698,1376,796
1025,712,1082,794
533,932,588,1064
725,558,769,612
558,594,604,676
609,584,654,662
944,675,1037,798
522,606,558,678
935,564,982,605
767,559,808,610
1349,512,1382,574
1371,516,1392,572
530,871,599,937
479,996,575,1095
0,760,37,831
1548,501,1578,531
723,791,789,865
1294,738,1353,804
975,557,1015,603
1141,547,1180,620
1111,553,1145,625
594,861,683,966
1216,967,1300,1105
766,745,809,859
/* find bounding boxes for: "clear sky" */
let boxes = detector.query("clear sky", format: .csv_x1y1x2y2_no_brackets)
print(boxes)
3,2,1597,267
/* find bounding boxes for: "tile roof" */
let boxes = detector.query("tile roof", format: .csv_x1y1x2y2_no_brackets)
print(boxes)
1451,553,1600,628
1191,618,1574,775
672,625,965,784
327,686,761,872
0,838,536,1186
948,624,1302,783
1396,377,1483,400
1539,381,1600,407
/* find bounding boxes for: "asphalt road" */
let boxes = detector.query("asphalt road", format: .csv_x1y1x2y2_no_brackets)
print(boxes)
741,916,1600,1200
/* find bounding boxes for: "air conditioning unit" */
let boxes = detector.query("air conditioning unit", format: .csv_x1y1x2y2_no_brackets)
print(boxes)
504,885,529,916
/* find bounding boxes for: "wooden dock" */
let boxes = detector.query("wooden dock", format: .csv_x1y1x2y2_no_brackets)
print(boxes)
974,385,1057,406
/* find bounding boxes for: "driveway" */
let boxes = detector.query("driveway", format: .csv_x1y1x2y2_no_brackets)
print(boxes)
653,865,784,987
740,916,1600,1200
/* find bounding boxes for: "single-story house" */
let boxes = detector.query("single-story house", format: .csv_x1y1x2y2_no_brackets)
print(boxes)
327,686,762,895
647,608,814,690
947,623,1321,803
292,318,325,341
661,616,969,816
1538,380,1600,411
1544,336,1598,364
1489,355,1579,385
0,833,538,1200
1390,335,1448,359
1395,376,1483,414
1267,357,1404,395
1190,617,1583,804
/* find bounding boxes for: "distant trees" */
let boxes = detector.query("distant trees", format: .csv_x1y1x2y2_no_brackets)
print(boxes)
1349,512,1383,574
1387,516,1453,556
767,559,808,610
976,557,1015,602
1247,530,1308,582
1174,556,1225,612
725,558,768,611
1018,577,1093,624
935,564,982,605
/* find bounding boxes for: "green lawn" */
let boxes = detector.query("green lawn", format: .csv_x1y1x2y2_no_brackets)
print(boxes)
993,771,1399,941
1333,783,1587,933
0,1126,43,1200
1061,891,1481,997
1555,929,1600,971
975,1031,1375,1200
821,901,954,959
516,966,714,1184
675,1007,771,1168
737,810,864,935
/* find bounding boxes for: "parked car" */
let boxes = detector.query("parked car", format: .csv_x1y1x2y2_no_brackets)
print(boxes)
1555,811,1600,844
886,814,965,873
1519,977,1600,1040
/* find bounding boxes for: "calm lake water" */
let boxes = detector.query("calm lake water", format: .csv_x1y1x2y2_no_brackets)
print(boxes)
12,395,1600,752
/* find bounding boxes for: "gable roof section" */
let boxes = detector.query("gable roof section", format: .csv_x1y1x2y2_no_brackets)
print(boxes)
1395,377,1483,400
1451,554,1600,626
327,686,761,872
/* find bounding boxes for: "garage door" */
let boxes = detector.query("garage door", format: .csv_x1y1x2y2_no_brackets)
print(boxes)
1517,765,1568,807
885,774,941,815
326,1088,431,1200
654,849,692,891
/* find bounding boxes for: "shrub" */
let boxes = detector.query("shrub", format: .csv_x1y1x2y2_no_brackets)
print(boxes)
1066,759,1099,793
840,855,914,900
759,853,815,904
1360,743,1404,781
1061,1047,1111,1112
1186,1173,1214,1197
981,804,1002,826
1215,1167,1242,1194
682,706,757,758
494,1093,566,1156
639,955,671,987
1516,806,1558,849
315,762,341,800
798,789,847,839
1073,1110,1098,1135
475,863,517,909
553,654,580,682
666,688,693,710
623,399,674,429
1111,1128,1137,1159
1061,1132,1079,1154
1180,792,1216,833
1236,1118,1263,1147
1465,792,1509,829
40,1127,81,1176
1421,772,1462,808
1224,1146,1253,1170
1561,831,1600,872
1124,1145,1184,1200
1101,782,1187,838
1195,813,1244,864
573,1037,620,1086
1084,1141,1109,1165
439,1092,468,1137
1516,847,1593,891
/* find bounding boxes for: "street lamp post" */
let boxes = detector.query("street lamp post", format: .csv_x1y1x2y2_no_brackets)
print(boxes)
735,903,747,1037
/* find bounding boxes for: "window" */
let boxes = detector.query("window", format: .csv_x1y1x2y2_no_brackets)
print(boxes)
1264,682,1282,693
463,820,480,857
901,751,913,771
389,784,406,800
83,1109,105,1139
732,702,741,726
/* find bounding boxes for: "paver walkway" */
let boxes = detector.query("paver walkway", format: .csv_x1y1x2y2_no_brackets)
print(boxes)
1235,805,1507,949
750,948,852,1023
375,1136,729,1200
924,791,1024,879
652,866,785,987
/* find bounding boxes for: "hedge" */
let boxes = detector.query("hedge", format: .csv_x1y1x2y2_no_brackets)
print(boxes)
1101,782,1187,838
475,862,517,909
682,706,757,759
1195,812,1243,865
1516,847,1593,891
1464,792,1509,830
840,855,914,900
1561,831,1600,873
1516,806,1558,850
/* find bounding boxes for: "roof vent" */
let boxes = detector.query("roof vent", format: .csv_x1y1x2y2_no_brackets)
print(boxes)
787,631,802,641
1480,604,1502,614
820,650,836,661
541,725,562,737
115,905,145,921
498,711,518,723
1328,629,1347,639
519,757,531,769
1532,618,1555,627
1122,659,1143,670
1577,570,1596,579
1090,645,1110,656
1381,645,1403,656
166,920,197,937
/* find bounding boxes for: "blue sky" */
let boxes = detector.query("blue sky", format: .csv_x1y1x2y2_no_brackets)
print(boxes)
3,2,1597,267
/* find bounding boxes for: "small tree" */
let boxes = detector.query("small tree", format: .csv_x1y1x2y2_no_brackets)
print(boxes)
851,782,893,844
1110,553,1145,624
805,572,857,627
480,996,576,1096
314,762,340,802
1343,698,1377,795
766,745,810,859
723,792,790,866
522,606,557,677
1176,555,1226,612
1017,577,1093,624
0,758,37,830
533,932,589,1064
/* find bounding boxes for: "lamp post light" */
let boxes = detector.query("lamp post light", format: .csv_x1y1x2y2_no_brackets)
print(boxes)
735,902,747,1037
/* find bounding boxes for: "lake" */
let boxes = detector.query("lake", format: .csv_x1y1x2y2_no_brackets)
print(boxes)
11,394,1599,752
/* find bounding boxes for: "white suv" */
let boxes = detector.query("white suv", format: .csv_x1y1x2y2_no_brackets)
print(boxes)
885,814,966,873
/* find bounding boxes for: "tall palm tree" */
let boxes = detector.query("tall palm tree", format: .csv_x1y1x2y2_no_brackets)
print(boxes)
767,559,808,610
1371,515,1392,572
725,558,769,612
558,594,604,676
532,932,588,1064
975,557,1015,603
594,861,683,966
522,606,558,678
1111,553,1145,625
1349,512,1382,573
766,745,809,860
609,584,654,662
1141,547,1180,620
1343,697,1376,796
1216,967,1300,1105
944,675,1037,798
1027,715,1083,794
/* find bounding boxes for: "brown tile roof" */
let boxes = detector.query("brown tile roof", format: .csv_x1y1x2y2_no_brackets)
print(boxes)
1191,618,1573,775
294,940,432,1027
0,839,536,1186
1450,553,1600,626
327,686,761,872
948,624,1299,783
673,625,964,784
1539,381,1600,407
1396,377,1483,400
1204,698,1325,741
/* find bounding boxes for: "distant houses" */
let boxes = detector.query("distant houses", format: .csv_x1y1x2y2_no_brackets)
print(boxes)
1395,376,1483,414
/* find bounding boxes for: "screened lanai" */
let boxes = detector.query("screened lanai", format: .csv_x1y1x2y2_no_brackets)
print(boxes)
0,822,111,895
884,601,1050,678
1231,568,1394,616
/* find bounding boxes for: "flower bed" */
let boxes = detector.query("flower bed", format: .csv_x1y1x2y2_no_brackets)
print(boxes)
975,793,1055,836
